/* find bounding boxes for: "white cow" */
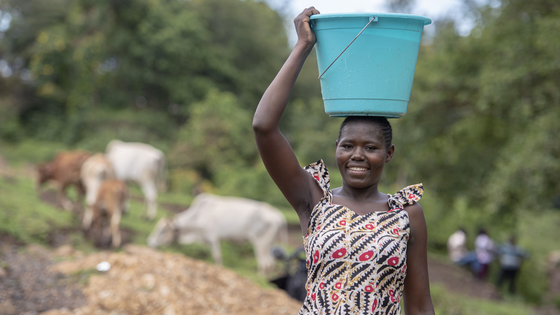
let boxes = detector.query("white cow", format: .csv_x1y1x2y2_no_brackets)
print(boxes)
106,140,167,220
147,193,288,276
81,153,116,229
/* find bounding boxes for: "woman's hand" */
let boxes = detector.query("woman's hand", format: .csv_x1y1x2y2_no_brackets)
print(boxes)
294,7,320,47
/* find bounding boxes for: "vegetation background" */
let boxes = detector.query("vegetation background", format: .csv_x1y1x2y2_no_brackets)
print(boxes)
0,0,559,313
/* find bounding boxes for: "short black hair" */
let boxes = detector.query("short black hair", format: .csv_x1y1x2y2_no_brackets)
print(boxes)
338,116,393,149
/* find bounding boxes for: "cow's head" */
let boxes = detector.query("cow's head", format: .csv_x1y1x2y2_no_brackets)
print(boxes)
147,217,176,248
36,162,54,187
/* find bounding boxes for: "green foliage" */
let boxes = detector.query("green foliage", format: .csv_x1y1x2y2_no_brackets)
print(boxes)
395,0,560,231
516,210,560,303
72,108,176,152
0,139,68,164
0,0,289,142
0,99,22,143
170,90,257,173
285,97,343,167
212,162,291,209
188,0,290,108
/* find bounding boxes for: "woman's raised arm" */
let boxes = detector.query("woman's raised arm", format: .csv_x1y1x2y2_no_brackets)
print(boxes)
253,7,323,220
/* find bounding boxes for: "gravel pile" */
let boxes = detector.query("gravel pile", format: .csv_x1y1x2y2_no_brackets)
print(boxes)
42,245,301,315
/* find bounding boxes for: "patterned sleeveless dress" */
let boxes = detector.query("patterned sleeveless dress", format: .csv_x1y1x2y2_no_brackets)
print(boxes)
299,160,423,315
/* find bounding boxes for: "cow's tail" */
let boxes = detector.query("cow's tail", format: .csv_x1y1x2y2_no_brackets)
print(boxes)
157,155,168,193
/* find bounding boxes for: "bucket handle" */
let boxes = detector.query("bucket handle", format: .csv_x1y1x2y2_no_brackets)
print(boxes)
317,16,378,79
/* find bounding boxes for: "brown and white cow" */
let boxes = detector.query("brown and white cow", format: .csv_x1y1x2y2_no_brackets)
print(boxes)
37,150,91,211
80,153,116,229
90,179,129,248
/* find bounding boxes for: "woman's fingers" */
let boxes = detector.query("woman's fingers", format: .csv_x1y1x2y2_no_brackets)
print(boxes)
308,7,320,15
294,7,320,44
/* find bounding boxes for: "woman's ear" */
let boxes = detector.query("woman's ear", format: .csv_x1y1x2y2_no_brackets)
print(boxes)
335,139,339,148
385,144,395,163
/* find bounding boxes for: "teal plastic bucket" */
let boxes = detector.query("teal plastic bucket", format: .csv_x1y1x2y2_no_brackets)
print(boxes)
310,13,431,117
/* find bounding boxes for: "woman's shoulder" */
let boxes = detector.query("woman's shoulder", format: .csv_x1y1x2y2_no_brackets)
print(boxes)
388,183,423,211
303,159,331,192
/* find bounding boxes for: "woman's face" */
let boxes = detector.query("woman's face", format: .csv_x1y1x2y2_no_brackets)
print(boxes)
336,121,394,189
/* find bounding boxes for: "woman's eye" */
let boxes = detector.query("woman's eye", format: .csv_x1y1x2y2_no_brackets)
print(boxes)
342,145,352,149
366,146,375,150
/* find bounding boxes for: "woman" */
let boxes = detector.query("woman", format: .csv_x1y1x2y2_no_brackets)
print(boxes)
253,7,434,315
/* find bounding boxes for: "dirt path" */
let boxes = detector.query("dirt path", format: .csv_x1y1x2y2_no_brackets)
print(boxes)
427,258,500,300
0,243,87,314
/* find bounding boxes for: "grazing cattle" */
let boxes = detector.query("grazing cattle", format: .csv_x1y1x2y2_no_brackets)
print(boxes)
37,150,91,211
90,179,129,248
81,153,116,229
147,193,288,276
105,140,166,220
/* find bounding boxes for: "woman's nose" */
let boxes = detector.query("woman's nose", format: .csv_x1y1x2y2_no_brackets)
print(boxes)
351,147,365,160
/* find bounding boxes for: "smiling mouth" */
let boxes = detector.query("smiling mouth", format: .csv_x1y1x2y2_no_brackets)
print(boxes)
348,167,369,172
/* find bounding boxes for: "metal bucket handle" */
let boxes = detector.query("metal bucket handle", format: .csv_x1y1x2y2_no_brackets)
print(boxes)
317,16,378,79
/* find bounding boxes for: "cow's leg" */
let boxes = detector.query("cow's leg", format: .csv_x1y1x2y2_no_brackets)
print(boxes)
82,180,100,229
58,183,74,211
110,210,122,248
252,230,277,277
140,181,158,220
209,237,223,265
82,205,94,230
253,242,274,277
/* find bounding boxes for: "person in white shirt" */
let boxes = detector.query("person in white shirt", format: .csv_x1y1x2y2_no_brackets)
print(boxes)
447,229,468,263
475,228,494,280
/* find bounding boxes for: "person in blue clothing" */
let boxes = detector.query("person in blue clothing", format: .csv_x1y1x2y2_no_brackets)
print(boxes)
496,236,529,293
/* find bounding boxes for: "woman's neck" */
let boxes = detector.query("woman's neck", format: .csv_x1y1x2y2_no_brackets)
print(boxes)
335,183,385,202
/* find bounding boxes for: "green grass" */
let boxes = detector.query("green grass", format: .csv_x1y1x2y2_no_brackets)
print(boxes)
430,283,533,315
0,174,76,244
0,139,69,165
127,185,194,208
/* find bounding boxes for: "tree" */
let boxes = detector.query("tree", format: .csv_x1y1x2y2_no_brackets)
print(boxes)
0,0,289,144
392,0,560,230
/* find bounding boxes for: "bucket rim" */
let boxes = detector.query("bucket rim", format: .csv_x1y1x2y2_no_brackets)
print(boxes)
310,12,432,25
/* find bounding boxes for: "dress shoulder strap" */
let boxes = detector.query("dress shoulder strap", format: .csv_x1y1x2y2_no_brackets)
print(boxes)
388,183,424,210
303,159,332,203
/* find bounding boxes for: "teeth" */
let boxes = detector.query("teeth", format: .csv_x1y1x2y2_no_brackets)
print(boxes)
349,167,367,171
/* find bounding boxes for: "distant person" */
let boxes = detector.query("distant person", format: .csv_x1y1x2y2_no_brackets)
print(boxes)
447,229,468,263
496,236,528,293
448,228,479,274
475,228,494,280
